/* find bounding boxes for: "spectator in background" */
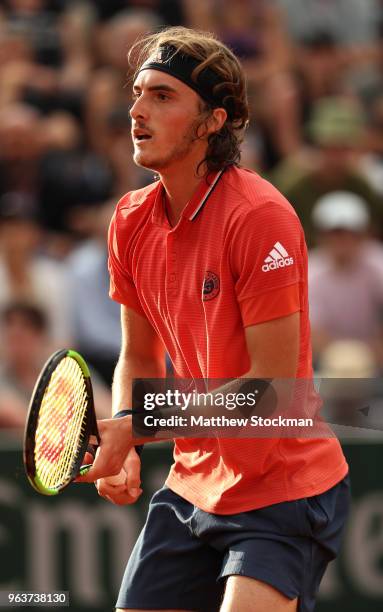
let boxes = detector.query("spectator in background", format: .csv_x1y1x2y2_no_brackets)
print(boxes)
90,0,186,26
361,94,383,196
291,32,345,121
316,339,383,436
0,102,83,255
277,0,381,46
277,0,383,138
0,0,94,117
39,147,115,241
66,200,121,386
308,191,383,369
85,9,159,191
319,340,378,379
0,191,72,345
0,0,380,399
0,301,49,429
273,96,383,245
186,0,300,171
0,103,43,202
0,301,112,431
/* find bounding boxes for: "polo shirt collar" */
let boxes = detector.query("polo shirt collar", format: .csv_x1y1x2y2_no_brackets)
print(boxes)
151,169,224,227
187,169,224,221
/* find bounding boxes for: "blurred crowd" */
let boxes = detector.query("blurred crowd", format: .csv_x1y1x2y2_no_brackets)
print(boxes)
0,0,383,431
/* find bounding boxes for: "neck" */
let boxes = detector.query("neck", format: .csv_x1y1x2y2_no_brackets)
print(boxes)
162,174,202,226
158,154,208,226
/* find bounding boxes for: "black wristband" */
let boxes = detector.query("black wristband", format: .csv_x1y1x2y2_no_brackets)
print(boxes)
113,409,136,419
132,409,163,437
113,407,163,437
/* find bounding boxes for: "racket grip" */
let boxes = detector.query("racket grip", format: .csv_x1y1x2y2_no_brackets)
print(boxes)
79,464,93,476
78,443,98,475
78,464,128,484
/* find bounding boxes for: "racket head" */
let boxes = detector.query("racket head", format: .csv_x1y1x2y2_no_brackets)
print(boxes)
23,349,98,496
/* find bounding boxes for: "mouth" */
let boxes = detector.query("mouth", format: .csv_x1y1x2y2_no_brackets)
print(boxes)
133,129,153,144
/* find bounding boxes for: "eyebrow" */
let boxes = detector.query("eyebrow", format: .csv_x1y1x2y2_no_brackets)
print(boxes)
133,83,179,94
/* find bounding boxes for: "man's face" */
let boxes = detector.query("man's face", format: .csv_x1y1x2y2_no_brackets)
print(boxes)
321,228,364,265
320,144,357,176
130,69,206,172
2,313,44,366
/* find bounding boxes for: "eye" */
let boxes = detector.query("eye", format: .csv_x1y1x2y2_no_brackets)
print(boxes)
156,92,170,101
132,91,141,101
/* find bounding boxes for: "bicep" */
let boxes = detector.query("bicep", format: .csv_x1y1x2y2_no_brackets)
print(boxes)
245,312,300,378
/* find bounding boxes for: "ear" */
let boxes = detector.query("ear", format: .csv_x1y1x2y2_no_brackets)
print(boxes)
207,107,227,135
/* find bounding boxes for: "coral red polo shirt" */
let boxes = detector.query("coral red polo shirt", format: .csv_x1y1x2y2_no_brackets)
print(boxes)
108,165,348,513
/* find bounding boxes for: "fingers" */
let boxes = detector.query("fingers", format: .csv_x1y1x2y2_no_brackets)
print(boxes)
104,470,127,486
75,447,143,506
76,450,96,479
96,478,143,505
88,435,99,447
124,447,141,495
82,451,95,466
97,448,143,504
75,446,123,483
94,447,143,505
101,490,143,506
75,417,133,483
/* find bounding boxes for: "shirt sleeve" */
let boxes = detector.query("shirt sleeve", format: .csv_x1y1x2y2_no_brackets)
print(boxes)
108,204,146,317
230,201,307,327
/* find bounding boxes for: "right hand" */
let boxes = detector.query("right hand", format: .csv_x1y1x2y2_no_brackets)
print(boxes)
95,446,143,505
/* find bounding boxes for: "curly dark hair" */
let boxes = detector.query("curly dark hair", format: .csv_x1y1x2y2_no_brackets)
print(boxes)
128,26,249,175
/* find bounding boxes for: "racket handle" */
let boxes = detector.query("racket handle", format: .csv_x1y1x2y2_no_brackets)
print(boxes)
79,464,127,484
79,464,93,476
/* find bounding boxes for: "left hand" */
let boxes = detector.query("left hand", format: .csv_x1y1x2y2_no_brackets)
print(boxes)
75,415,134,483
96,446,143,505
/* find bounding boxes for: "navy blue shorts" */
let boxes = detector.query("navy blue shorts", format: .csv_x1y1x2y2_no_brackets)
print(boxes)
116,475,350,611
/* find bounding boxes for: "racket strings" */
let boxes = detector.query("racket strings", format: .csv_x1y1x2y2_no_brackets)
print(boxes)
34,357,89,489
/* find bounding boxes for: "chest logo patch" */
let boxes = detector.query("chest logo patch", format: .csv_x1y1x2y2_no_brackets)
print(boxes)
202,271,220,301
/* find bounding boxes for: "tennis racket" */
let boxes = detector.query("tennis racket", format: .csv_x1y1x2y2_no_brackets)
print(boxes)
23,349,126,496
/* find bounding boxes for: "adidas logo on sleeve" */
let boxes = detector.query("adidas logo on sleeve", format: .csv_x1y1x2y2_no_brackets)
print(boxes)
262,242,294,272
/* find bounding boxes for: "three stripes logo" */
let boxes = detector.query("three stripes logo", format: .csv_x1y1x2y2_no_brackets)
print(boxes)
262,242,294,272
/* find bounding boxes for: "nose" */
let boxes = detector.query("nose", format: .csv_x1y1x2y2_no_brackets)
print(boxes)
130,95,148,121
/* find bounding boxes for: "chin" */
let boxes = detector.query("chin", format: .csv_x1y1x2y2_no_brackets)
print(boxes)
134,153,168,173
134,152,156,170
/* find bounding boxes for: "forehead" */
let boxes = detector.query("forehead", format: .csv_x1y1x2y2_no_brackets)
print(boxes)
133,68,199,99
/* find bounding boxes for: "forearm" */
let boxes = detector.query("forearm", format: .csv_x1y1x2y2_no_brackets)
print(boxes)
131,369,278,440
112,350,166,416
112,350,167,446
133,315,301,437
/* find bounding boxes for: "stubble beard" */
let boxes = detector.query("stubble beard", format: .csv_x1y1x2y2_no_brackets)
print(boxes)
133,115,203,172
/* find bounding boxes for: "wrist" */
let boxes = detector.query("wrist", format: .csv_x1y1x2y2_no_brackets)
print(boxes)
113,409,134,419
112,409,144,456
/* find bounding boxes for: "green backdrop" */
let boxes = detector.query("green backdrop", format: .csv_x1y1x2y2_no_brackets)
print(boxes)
0,436,382,611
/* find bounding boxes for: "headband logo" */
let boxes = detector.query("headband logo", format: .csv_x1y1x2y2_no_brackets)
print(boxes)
151,50,164,63
145,47,171,66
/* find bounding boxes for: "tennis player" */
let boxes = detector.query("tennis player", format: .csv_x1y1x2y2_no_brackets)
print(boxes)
78,27,350,612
